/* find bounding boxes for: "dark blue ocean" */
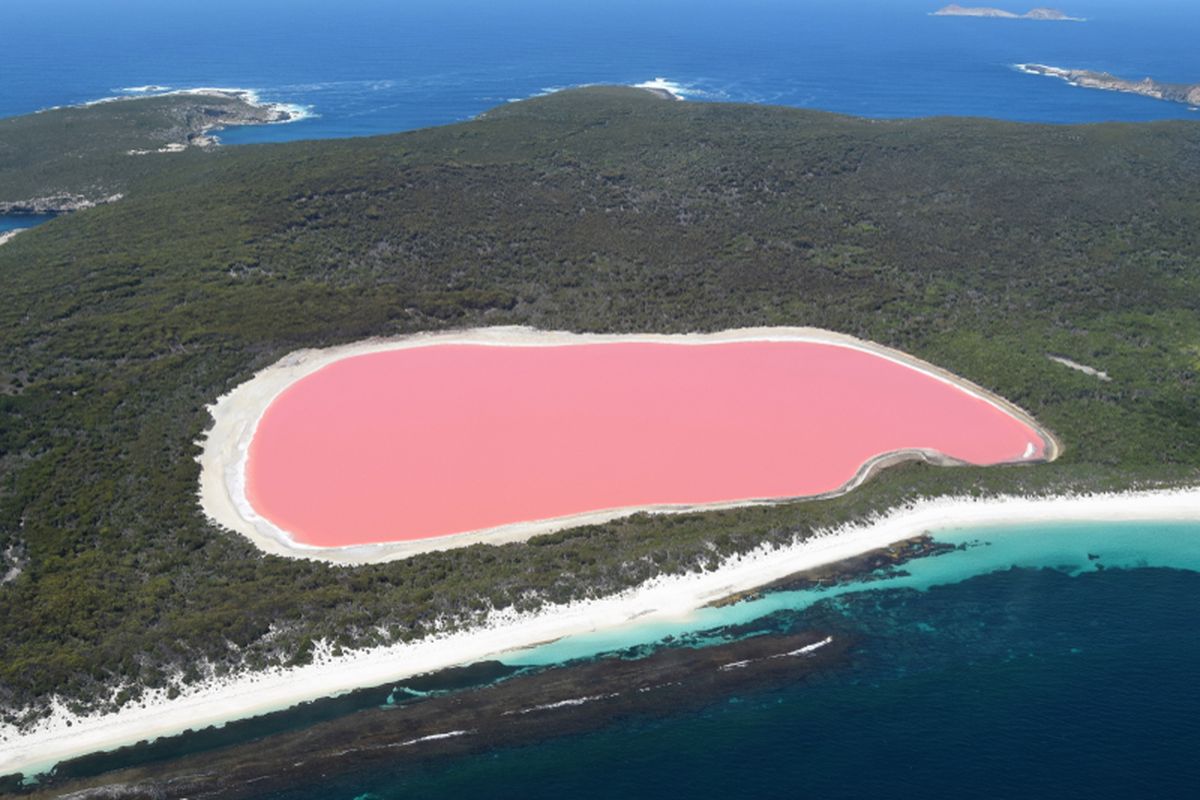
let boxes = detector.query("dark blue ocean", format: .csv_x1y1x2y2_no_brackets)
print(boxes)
227,521,1200,800
5,1,1200,796
1,0,1197,145
297,565,1200,800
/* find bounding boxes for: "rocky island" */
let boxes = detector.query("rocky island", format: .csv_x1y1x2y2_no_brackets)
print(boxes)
933,5,1084,20
1018,64,1200,108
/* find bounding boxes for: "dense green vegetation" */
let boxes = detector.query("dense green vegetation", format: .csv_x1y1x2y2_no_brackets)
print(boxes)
0,93,272,210
0,87,1197,722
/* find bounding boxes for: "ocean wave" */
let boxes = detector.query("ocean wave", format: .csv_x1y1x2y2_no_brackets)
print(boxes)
632,76,690,99
394,729,472,748
632,76,732,101
505,692,621,715
781,636,834,658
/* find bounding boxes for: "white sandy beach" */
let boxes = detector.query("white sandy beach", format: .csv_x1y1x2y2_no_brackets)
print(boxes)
0,230,24,248
1,487,1197,776
197,325,1060,564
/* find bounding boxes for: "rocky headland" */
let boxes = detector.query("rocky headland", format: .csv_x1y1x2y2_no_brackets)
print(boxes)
123,88,299,150
0,90,302,214
1018,64,1200,108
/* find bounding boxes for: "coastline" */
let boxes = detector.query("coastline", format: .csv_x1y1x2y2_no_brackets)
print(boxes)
197,326,1059,563
631,77,686,101
3,487,1198,778
50,85,313,127
0,87,313,215
1016,63,1200,108
30,86,312,153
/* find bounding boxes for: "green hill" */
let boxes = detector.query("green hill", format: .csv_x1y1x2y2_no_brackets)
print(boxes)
1,86,1197,723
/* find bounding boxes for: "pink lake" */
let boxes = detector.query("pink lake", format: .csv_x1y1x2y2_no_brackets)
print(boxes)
245,341,1046,547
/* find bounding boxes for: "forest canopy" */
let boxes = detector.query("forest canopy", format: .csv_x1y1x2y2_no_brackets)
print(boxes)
0,87,1197,721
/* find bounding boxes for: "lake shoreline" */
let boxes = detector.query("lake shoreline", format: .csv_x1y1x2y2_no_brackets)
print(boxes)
197,325,1059,564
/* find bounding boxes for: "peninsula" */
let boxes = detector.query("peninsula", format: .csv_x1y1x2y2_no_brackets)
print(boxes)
0,89,302,214
1017,64,1200,108
933,5,1084,20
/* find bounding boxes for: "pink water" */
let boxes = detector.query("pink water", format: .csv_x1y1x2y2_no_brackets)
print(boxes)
245,341,1045,547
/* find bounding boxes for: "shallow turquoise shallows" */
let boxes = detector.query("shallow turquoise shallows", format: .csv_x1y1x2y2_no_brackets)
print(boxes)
329,519,1200,800
506,520,1200,666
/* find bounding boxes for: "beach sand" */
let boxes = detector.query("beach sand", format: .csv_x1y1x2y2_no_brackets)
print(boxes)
2,488,1197,777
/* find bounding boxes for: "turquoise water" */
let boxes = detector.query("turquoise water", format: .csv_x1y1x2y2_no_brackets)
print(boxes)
4,0,1199,792
273,519,1200,799
44,518,1200,799
506,520,1200,667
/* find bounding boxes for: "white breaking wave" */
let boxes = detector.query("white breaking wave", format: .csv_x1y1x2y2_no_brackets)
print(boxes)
781,636,834,657
506,692,621,715
632,76,691,99
506,76,719,105
52,86,315,125
718,635,834,670
395,729,472,747
632,77,732,101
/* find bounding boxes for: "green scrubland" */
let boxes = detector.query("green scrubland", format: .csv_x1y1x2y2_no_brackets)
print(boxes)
0,87,1197,721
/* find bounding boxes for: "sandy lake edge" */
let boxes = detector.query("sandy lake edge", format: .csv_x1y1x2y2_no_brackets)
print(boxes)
196,325,1061,563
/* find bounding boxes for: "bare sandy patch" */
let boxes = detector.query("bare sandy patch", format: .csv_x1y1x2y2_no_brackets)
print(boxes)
1048,354,1112,381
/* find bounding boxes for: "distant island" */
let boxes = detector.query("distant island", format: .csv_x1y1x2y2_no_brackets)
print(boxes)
1018,64,1200,108
933,5,1084,20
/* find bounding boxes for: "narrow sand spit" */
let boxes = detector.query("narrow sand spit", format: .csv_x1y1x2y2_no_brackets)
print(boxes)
197,326,1061,563
2,488,1197,777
